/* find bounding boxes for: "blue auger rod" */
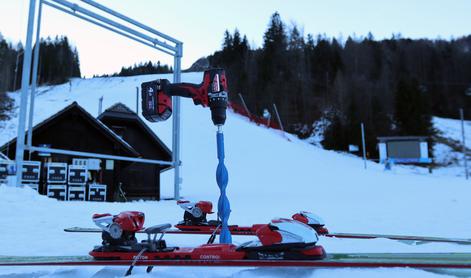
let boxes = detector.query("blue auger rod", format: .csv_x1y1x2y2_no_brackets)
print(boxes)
216,125,231,244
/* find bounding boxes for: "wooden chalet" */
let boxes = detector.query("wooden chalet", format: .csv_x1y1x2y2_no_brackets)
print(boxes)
0,102,171,201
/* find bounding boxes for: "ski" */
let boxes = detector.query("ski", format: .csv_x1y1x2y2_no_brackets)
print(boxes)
3,253,471,269
173,200,471,245
65,226,471,245
324,232,471,245
68,200,471,245
64,226,256,235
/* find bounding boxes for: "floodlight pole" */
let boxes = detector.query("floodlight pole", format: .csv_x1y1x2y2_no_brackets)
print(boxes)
15,0,37,186
238,93,251,118
13,51,24,91
172,43,183,200
27,0,43,155
460,108,468,180
361,122,367,170
98,96,103,115
273,103,284,132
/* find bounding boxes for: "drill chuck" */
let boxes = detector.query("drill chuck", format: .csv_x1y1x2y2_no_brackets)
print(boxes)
209,91,228,126
207,69,228,126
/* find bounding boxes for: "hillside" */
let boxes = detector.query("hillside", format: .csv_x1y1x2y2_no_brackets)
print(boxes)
0,73,471,278
433,117,471,177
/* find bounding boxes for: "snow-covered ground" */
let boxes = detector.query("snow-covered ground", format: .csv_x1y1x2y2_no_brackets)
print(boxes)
434,117,471,150
433,117,470,177
1,73,471,278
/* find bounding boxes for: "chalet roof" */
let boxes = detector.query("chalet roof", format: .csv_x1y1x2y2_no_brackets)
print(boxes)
0,102,139,157
377,136,428,142
1,102,172,170
104,102,135,114
98,103,172,158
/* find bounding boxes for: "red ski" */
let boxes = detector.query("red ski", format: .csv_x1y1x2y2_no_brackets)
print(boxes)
8,210,471,277
3,253,471,269
65,200,471,245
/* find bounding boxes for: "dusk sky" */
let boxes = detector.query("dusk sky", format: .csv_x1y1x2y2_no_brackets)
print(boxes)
1,0,470,77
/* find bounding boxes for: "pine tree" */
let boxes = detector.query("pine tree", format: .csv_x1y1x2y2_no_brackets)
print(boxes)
322,114,347,151
263,12,287,53
394,78,433,136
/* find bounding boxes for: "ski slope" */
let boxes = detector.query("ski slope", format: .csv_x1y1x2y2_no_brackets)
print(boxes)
1,73,471,278
432,116,470,177
434,117,471,150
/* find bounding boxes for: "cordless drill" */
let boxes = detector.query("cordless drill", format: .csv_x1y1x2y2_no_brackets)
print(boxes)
141,68,232,243
141,68,228,126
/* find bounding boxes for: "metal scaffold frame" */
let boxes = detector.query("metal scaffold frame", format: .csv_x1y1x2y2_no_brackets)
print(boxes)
15,0,183,199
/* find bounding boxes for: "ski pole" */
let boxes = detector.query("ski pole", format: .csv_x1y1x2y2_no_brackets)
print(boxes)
125,247,147,276
207,223,222,244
